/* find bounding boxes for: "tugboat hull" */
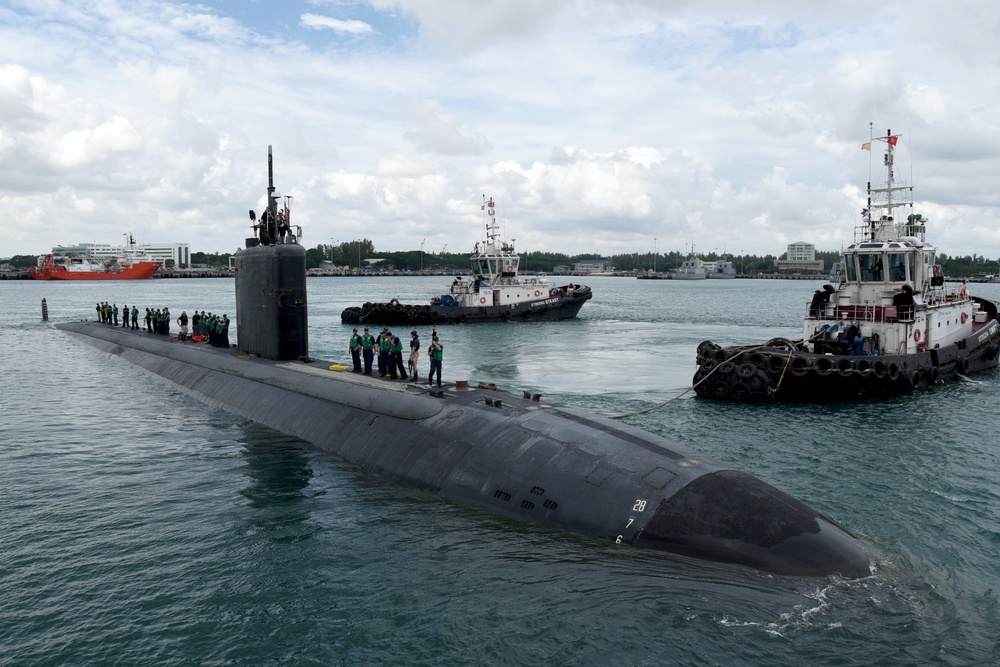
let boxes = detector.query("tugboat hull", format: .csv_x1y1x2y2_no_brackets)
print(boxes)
694,318,1000,403
341,285,592,325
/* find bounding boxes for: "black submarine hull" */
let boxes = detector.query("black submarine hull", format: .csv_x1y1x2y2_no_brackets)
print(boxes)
56,320,872,578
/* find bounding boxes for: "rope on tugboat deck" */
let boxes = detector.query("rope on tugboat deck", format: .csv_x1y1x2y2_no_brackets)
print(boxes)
773,346,797,393
608,344,783,419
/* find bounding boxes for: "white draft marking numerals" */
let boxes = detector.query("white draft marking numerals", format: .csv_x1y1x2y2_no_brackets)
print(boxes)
616,501,649,545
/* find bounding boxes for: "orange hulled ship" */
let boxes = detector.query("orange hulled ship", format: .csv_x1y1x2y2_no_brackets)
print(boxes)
30,235,162,280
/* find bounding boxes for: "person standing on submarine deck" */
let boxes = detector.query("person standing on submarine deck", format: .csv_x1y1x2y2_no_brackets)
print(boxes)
349,328,362,373
391,332,407,380
409,330,420,382
220,314,230,348
361,327,374,375
384,329,399,380
428,334,443,387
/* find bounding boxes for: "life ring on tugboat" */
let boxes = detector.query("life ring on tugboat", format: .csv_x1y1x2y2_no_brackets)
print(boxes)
534,290,541,297
913,328,922,342
961,312,968,324
531,278,537,285
479,297,486,304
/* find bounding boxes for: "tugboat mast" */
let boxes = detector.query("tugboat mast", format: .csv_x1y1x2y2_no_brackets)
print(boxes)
864,125,914,242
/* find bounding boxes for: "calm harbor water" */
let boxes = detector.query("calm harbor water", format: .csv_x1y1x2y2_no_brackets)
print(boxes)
3,276,999,666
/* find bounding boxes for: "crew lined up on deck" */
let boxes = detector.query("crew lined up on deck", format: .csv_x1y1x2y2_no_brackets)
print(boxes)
93,301,229,347
188,310,231,348
350,326,442,386
96,301,139,329
93,300,443,379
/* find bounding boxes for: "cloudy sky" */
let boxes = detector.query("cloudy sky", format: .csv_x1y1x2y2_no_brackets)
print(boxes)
2,0,998,260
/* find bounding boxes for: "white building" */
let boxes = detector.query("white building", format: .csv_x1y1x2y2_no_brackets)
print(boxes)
138,243,191,267
52,242,192,267
572,257,614,274
786,241,816,262
774,241,823,274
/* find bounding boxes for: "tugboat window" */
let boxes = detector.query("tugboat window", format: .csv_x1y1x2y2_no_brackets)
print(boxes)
859,253,883,282
845,256,858,282
888,253,908,282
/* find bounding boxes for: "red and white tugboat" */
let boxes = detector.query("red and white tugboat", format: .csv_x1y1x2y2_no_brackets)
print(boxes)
341,196,592,325
694,126,1000,402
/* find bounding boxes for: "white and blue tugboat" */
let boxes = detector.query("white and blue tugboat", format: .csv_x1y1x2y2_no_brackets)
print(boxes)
341,196,592,325
694,126,1000,402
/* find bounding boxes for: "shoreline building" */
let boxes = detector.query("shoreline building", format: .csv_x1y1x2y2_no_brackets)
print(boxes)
571,257,614,274
774,241,824,275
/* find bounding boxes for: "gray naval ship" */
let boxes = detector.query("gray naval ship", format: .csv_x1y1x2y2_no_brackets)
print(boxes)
56,147,872,578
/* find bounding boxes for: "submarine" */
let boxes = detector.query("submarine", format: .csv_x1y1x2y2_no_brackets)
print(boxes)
56,147,872,578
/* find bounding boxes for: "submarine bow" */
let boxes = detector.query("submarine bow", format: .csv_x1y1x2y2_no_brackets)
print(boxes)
635,469,870,577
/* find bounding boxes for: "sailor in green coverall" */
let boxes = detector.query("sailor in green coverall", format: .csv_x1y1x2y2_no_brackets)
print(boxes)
361,328,375,375
349,329,362,373
380,331,395,378
391,333,407,380
428,335,443,387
